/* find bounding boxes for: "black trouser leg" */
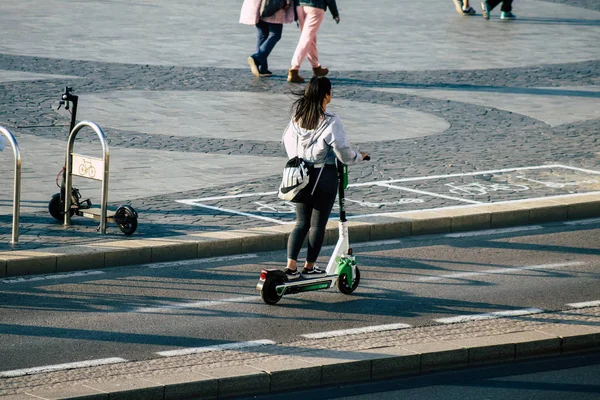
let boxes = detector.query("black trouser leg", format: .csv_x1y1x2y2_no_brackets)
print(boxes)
500,0,512,12
486,0,501,10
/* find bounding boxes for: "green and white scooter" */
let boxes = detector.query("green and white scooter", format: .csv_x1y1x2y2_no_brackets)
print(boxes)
257,158,368,304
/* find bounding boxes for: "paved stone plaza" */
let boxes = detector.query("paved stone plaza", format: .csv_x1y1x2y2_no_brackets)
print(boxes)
0,0,599,249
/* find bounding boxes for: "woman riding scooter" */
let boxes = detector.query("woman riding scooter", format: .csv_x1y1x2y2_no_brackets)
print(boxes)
282,77,369,278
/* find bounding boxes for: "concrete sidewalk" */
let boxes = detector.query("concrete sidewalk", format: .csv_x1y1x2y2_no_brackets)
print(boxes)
1,305,599,399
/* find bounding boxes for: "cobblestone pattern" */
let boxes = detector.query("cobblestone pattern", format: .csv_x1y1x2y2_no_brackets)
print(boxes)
1,58,599,249
1,306,598,395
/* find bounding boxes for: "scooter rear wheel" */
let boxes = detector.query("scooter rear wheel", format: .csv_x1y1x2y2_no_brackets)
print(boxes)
338,266,360,294
261,277,284,305
114,205,138,235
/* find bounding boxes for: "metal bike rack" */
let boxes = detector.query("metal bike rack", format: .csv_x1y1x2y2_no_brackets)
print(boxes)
0,126,22,244
64,121,110,233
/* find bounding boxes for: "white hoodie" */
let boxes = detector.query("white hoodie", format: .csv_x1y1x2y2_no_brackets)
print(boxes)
282,112,363,166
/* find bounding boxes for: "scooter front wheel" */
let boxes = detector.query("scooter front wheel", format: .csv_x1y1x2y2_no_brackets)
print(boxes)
48,193,74,222
260,276,284,305
338,266,360,295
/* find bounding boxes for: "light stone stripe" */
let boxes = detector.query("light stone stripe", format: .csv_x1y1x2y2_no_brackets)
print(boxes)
148,254,258,269
419,261,585,282
566,300,600,309
564,218,600,226
134,295,258,313
434,308,544,324
300,323,412,339
0,270,105,285
157,340,275,357
445,226,543,238
0,358,127,378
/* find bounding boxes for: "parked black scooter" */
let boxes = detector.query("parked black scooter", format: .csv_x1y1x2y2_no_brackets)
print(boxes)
48,87,138,235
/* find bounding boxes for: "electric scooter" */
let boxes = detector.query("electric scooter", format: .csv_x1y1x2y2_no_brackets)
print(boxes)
47,87,138,235
257,157,369,304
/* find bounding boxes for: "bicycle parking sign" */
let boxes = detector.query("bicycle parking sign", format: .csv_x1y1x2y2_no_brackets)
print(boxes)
72,154,104,180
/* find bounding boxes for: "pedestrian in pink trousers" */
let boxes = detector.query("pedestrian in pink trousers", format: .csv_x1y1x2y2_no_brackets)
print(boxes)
288,0,340,84
240,0,295,77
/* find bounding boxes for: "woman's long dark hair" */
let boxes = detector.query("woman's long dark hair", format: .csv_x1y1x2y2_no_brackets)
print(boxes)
292,77,331,130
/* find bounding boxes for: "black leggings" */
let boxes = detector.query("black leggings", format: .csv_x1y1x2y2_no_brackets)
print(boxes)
287,190,337,263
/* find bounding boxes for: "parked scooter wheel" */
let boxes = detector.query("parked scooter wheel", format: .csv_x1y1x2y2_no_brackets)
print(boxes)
260,276,284,305
48,193,74,222
114,205,138,235
337,266,360,294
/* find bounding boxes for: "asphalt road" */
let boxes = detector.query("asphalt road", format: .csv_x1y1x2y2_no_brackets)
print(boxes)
1,219,599,372
237,352,600,400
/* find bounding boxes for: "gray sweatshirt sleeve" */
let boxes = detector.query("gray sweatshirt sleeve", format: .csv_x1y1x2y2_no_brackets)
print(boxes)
326,115,363,165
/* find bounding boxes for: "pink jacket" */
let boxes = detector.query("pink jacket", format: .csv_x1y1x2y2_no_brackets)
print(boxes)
239,0,295,25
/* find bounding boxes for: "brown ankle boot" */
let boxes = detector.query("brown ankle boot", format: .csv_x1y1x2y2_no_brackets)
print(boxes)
312,65,329,77
287,69,305,83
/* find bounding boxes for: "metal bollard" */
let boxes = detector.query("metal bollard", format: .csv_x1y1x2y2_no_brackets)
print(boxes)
0,127,22,244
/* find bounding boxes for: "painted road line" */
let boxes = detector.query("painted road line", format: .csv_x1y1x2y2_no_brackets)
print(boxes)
148,254,258,269
176,199,287,225
419,261,586,282
134,295,258,313
0,358,128,378
0,270,105,285
375,183,483,204
564,218,600,226
320,239,403,252
300,323,412,339
157,339,276,357
566,300,600,309
445,226,544,238
351,164,567,187
434,308,544,324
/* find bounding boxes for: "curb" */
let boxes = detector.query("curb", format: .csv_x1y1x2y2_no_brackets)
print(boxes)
2,307,599,399
1,193,600,278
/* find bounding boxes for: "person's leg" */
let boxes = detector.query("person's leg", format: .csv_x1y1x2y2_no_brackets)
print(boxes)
248,20,269,76
486,0,501,10
301,7,325,69
254,22,283,73
287,201,313,271
304,191,336,271
290,6,308,70
500,0,512,12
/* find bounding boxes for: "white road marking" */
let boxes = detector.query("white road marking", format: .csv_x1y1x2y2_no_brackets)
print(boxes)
177,192,277,202
376,183,484,204
566,300,600,309
564,218,600,226
0,270,105,285
300,323,412,339
148,254,258,269
175,164,600,223
157,339,275,357
419,261,586,282
320,239,403,252
351,164,569,187
445,226,543,238
134,295,258,313
176,199,286,224
0,358,127,378
434,308,544,324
